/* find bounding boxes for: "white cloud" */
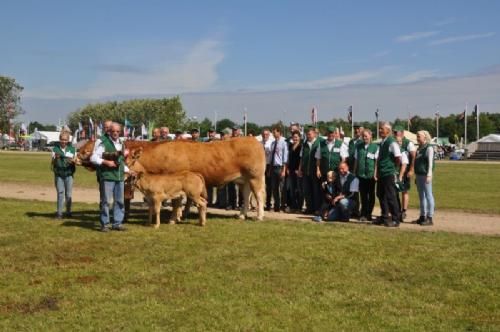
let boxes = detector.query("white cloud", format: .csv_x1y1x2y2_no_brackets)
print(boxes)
396,70,440,83
429,32,496,46
395,31,439,43
84,39,224,98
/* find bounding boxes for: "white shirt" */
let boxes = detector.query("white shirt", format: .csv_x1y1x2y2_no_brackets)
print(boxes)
340,172,359,193
425,146,434,177
401,152,409,165
315,139,349,160
381,136,402,158
90,137,129,172
51,146,75,159
262,137,275,165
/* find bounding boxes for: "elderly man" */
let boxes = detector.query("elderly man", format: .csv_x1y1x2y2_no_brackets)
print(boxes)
374,122,402,227
354,129,379,221
315,126,348,179
160,127,171,141
91,122,130,232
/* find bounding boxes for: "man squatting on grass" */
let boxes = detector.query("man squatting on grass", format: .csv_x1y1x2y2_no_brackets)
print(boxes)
91,122,132,232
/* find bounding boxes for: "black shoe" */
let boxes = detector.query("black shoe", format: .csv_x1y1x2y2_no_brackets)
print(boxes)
367,215,373,222
412,216,426,224
371,216,385,225
64,212,72,218
384,221,400,227
111,225,127,231
420,217,433,226
226,205,233,211
100,226,110,232
359,216,368,222
55,214,63,220
401,211,407,220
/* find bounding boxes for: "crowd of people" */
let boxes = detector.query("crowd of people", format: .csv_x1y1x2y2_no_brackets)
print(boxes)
49,119,436,230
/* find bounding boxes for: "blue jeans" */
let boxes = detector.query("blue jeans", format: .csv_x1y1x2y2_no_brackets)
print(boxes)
55,176,73,216
416,175,435,218
326,198,354,221
100,180,125,228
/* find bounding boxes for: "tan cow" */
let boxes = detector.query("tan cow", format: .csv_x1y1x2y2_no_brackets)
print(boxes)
125,137,266,220
133,170,208,228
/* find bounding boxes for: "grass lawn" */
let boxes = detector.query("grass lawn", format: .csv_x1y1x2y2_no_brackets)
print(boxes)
1,151,500,213
0,198,499,331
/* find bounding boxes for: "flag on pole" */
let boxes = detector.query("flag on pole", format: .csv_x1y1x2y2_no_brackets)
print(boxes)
88,117,94,140
78,122,83,132
347,106,352,123
457,110,466,121
473,104,479,119
311,107,318,125
124,118,131,137
96,122,102,137
141,123,147,138
147,120,155,139
20,123,27,133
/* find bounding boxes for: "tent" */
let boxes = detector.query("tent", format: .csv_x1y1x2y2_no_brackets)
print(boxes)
31,131,72,144
477,134,500,143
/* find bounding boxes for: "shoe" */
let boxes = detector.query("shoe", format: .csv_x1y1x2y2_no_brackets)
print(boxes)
55,214,63,219
225,205,233,211
64,212,72,218
284,207,292,213
111,225,127,231
100,226,110,232
274,208,280,213
412,216,426,224
312,216,323,222
384,221,400,227
359,216,368,222
303,209,314,215
420,217,433,226
264,207,271,211
367,215,373,222
371,216,385,225
401,211,407,220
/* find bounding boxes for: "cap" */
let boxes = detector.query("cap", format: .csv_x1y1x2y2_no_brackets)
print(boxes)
353,123,362,128
190,128,199,133
326,126,336,133
175,129,183,134
232,125,240,130
393,125,404,132
208,128,215,132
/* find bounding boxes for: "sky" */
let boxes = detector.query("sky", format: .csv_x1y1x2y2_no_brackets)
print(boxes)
1,0,500,125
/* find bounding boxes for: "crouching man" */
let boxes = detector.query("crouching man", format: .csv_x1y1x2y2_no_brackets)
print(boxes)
323,162,359,222
91,122,131,232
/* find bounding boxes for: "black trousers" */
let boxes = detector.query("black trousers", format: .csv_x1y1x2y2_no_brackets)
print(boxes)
302,174,321,213
265,165,272,209
377,175,401,222
286,172,303,210
228,182,242,208
359,177,376,218
270,166,284,211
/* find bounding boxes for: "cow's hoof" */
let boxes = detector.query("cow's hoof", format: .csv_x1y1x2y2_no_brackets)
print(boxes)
168,220,176,225
154,225,160,229
238,214,247,220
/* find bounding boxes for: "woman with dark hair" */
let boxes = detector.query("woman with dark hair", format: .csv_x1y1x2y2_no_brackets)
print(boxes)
285,130,303,212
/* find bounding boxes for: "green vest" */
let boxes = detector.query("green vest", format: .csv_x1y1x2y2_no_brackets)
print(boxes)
52,144,76,178
415,145,435,175
319,139,343,175
377,136,398,178
301,138,321,176
348,138,361,169
402,137,413,164
99,135,125,182
355,143,378,179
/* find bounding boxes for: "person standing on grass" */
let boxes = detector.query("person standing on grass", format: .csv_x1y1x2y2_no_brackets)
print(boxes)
51,131,76,219
285,130,303,213
315,126,348,179
353,129,378,222
393,126,417,221
91,122,130,232
374,122,402,227
268,126,288,212
414,130,435,226
297,126,322,214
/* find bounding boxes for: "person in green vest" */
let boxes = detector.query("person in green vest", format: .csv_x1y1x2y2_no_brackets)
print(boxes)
51,131,76,219
393,126,417,221
297,126,322,214
91,122,130,232
348,124,364,170
414,130,435,226
353,128,379,222
319,162,359,222
315,126,348,179
374,122,402,227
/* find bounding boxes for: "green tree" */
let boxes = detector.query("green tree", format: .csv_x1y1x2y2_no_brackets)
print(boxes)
0,76,24,134
216,118,235,132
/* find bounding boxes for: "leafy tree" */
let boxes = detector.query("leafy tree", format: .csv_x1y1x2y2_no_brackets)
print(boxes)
216,118,235,132
0,76,24,134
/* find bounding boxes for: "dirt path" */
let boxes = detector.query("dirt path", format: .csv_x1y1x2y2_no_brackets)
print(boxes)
1,181,499,236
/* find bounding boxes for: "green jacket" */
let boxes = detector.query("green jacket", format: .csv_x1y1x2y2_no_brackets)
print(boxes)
348,138,362,170
415,145,435,175
318,139,343,175
52,144,76,178
301,138,321,176
99,135,125,182
377,136,398,178
355,142,378,179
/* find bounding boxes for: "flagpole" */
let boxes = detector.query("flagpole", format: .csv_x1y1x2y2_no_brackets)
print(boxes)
464,103,468,146
375,108,380,140
351,106,354,138
435,104,440,140
244,107,248,136
476,104,480,141
214,111,217,132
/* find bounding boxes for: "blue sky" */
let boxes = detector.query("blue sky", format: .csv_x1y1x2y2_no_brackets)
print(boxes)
1,0,499,125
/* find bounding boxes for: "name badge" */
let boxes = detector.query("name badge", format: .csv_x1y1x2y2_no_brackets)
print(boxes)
333,148,340,153
65,152,74,158
367,153,375,159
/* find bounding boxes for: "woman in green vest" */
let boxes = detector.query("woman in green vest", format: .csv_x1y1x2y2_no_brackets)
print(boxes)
414,130,435,226
51,131,76,219
354,129,378,221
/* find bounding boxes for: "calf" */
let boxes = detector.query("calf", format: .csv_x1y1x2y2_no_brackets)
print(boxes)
133,171,208,228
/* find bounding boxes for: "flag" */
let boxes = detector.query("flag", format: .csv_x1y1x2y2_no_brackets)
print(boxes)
347,106,352,123
311,107,318,125
473,104,479,119
131,127,135,138
435,112,440,119
20,123,27,133
78,122,83,132
339,126,344,136
88,117,94,140
96,122,102,137
124,118,131,137
147,120,155,139
375,109,379,118
141,123,147,138
457,110,466,121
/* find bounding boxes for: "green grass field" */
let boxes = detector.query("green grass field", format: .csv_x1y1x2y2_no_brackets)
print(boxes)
1,151,500,213
0,198,499,331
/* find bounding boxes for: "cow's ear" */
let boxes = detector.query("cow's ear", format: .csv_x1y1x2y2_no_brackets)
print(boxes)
133,147,143,159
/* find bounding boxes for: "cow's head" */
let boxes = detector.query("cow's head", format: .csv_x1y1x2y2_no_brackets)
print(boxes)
124,146,143,168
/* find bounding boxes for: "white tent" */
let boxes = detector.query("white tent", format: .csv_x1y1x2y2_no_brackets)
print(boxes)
31,131,72,144
477,134,500,143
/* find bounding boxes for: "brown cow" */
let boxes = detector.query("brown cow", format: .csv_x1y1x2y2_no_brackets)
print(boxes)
125,137,266,220
133,170,208,228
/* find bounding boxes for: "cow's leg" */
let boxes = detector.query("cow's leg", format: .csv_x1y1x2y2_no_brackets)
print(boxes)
249,176,265,221
169,197,182,224
238,182,251,220
147,198,153,225
192,196,208,226
154,198,161,229
183,197,192,221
